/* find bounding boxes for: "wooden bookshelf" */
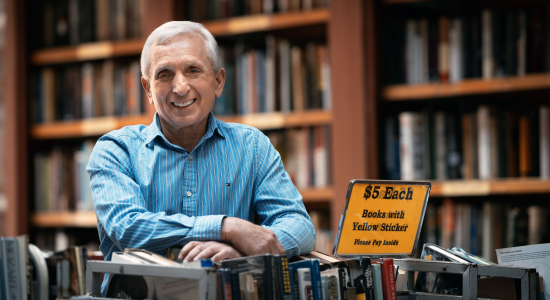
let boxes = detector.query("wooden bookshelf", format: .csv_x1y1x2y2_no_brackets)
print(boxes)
383,73,550,101
31,211,97,228
430,178,550,197
31,110,332,139
30,9,329,66
300,187,334,203
30,187,333,228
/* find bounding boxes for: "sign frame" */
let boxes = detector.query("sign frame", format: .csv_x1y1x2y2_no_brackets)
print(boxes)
332,179,431,259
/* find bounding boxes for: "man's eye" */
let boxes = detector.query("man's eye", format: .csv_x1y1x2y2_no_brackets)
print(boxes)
191,69,199,73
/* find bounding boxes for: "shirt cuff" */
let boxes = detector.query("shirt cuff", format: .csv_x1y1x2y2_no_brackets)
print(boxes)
268,226,301,258
191,215,226,241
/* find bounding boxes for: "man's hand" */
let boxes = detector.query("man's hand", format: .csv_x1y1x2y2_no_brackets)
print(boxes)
221,217,286,256
179,241,244,262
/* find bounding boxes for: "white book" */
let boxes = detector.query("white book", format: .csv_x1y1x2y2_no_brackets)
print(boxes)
434,112,447,180
321,47,332,110
477,106,491,179
265,35,276,113
296,128,309,188
541,106,550,178
449,18,463,83
482,10,494,79
399,112,418,180
297,268,314,300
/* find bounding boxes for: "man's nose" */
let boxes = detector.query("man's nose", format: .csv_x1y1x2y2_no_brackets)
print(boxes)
172,72,190,96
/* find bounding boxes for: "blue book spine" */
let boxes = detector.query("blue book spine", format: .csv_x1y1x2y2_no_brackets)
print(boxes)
288,266,296,300
289,259,322,300
372,264,383,300
2,237,21,300
217,268,233,300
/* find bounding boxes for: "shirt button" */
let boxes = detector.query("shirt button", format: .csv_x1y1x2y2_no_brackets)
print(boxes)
187,191,192,197
189,154,193,160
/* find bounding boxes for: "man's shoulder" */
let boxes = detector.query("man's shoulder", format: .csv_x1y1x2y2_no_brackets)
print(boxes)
102,123,148,142
214,117,264,138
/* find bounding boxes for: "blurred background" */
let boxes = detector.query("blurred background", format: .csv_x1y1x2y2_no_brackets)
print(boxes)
0,0,550,264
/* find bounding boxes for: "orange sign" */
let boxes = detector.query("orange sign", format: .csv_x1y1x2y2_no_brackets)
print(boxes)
333,180,430,257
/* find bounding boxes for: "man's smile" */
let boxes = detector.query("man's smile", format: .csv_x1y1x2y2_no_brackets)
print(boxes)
171,98,196,108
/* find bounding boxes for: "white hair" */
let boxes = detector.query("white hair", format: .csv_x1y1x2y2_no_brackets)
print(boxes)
140,21,222,80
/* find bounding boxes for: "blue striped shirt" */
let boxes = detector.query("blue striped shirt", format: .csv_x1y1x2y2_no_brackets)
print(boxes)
88,112,315,293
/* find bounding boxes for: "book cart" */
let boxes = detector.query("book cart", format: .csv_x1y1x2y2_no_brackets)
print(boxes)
333,179,538,300
86,260,218,300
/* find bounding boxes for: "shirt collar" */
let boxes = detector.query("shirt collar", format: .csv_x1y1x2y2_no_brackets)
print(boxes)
144,112,225,149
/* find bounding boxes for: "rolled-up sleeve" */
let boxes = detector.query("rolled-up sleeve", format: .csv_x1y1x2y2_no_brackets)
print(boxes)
252,132,316,257
88,134,226,254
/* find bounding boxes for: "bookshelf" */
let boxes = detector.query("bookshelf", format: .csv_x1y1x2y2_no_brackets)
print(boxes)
31,110,332,139
30,187,334,229
376,0,550,261
3,0,367,255
30,9,329,66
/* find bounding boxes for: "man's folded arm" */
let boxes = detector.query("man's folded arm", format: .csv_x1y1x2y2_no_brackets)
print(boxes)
87,135,225,253
253,132,316,257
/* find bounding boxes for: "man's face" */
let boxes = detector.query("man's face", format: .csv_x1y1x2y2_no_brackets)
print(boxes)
142,33,225,133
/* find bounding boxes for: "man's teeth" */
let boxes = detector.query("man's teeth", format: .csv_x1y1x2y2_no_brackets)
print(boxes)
172,99,195,107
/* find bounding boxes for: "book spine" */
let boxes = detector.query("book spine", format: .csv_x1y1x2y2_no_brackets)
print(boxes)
361,258,375,300
540,106,550,179
297,268,314,300
477,106,491,179
231,271,242,300
371,264,383,300
218,269,234,300
338,267,348,300
482,9,494,79
276,256,292,300
2,238,22,300
381,259,396,300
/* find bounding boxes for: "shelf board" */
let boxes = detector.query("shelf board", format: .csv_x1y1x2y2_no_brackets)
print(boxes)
31,115,152,139
31,39,145,65
31,110,332,140
218,110,332,130
203,8,328,37
30,9,328,66
300,187,333,203
383,73,550,101
31,211,97,228
430,178,550,197
31,188,332,228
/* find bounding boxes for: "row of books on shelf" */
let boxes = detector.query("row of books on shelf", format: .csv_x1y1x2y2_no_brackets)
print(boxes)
33,141,94,213
215,39,331,116
31,60,145,124
34,0,145,49
268,125,330,189
385,105,550,181
32,124,329,213
384,8,549,85
0,235,103,300
184,0,328,21
422,200,550,263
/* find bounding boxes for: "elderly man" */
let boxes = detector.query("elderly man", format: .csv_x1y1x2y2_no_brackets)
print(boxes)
88,21,315,293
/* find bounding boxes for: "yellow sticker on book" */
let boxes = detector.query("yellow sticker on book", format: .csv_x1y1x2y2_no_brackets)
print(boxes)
334,180,430,257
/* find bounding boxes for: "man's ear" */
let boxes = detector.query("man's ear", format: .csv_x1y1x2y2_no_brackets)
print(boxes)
214,68,226,98
141,77,154,105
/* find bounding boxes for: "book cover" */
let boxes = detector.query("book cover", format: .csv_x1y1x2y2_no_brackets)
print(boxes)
371,263,383,300
2,237,21,300
297,268,314,300
289,259,322,300
275,255,292,300
221,254,276,300
381,259,396,300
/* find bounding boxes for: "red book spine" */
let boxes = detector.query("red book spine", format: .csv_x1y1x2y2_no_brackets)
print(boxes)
381,258,397,300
